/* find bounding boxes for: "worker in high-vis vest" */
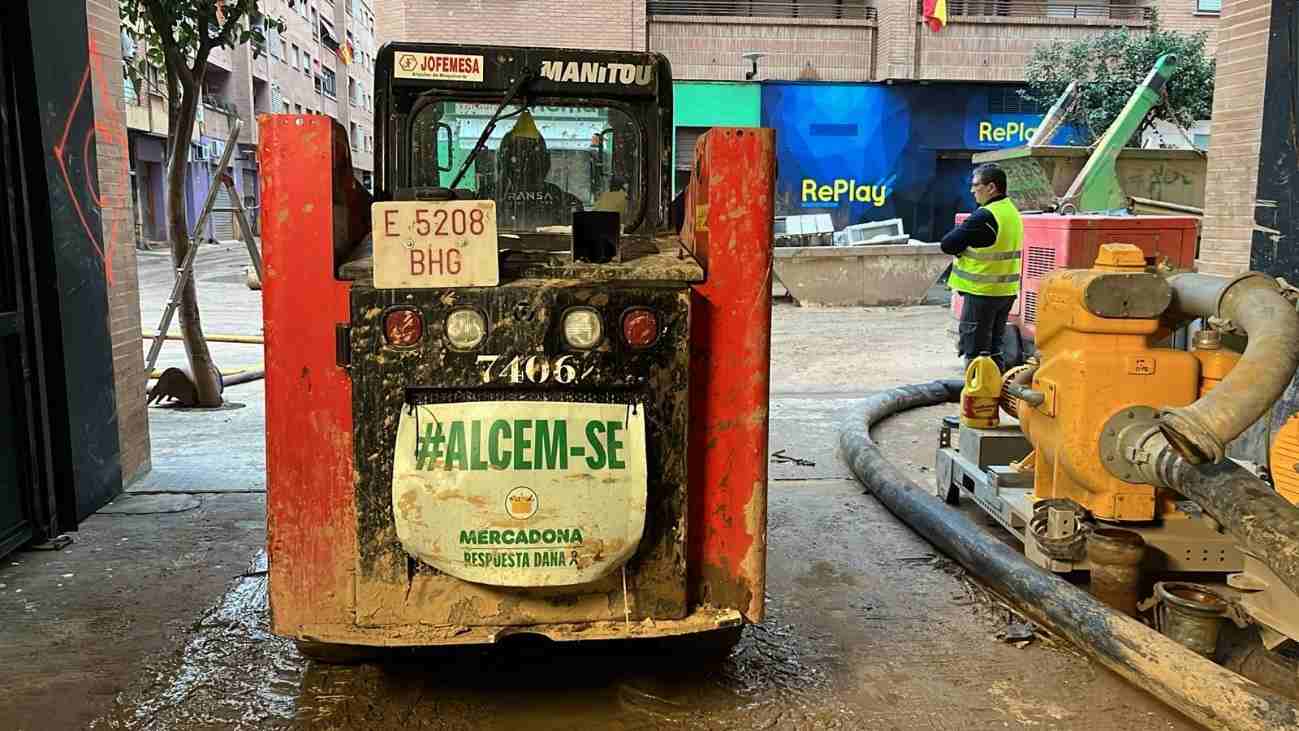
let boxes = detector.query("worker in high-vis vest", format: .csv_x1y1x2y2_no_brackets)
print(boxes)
941,163,1024,370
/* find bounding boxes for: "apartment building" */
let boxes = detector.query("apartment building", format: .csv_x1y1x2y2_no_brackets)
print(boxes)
375,1,1218,82
124,0,379,244
374,0,1219,240
264,0,379,184
651,0,1218,83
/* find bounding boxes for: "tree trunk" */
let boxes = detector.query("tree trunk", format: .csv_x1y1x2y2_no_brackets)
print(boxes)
163,79,223,406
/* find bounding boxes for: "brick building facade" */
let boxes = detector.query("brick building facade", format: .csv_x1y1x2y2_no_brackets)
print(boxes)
88,0,150,483
0,0,152,544
1197,0,1272,276
374,0,1218,84
377,0,648,53
372,0,1221,241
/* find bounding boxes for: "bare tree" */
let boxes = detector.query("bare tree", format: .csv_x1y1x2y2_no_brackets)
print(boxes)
121,0,281,405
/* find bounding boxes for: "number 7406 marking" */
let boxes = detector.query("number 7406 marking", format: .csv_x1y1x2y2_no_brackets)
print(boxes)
476,354,595,384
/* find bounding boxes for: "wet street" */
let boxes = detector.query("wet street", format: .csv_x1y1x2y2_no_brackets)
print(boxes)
7,247,1192,730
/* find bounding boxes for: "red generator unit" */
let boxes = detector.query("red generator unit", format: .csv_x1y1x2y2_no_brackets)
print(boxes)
949,214,1200,361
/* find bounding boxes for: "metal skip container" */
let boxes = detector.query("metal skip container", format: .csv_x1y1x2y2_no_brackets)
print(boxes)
971,54,1206,215
973,146,1208,213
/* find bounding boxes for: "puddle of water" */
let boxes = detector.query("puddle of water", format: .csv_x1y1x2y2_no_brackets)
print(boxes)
92,551,305,731
96,551,838,730
291,608,833,730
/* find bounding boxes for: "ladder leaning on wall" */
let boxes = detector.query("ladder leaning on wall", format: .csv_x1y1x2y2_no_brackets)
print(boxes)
143,117,264,380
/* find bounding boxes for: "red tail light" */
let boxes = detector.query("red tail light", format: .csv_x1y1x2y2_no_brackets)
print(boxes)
622,308,659,348
384,307,423,348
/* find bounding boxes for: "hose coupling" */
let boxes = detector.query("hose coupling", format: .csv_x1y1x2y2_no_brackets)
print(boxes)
1157,409,1226,465
1100,406,1181,488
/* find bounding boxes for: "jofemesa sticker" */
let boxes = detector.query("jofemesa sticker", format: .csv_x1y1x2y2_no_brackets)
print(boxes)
394,52,484,82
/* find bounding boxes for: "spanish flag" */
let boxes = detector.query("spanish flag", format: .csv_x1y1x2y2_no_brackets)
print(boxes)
923,0,947,31
338,42,353,65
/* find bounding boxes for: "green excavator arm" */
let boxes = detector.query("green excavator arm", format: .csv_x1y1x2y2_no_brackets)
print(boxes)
1060,53,1180,213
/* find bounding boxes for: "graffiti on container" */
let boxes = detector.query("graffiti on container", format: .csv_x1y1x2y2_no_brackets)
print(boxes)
52,36,128,285
1127,162,1195,203
1002,158,1055,211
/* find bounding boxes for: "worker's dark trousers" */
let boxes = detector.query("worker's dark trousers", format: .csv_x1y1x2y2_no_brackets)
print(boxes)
958,293,1016,371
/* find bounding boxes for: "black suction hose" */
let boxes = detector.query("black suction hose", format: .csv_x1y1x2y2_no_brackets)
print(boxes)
840,380,1299,731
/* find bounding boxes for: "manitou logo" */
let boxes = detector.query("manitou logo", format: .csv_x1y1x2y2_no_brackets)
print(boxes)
539,60,653,86
394,52,484,82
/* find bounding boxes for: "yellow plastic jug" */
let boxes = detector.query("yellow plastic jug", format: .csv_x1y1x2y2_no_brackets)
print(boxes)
961,354,1002,429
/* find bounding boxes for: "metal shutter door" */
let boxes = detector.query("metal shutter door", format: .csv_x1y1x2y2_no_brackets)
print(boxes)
675,127,707,172
212,181,236,241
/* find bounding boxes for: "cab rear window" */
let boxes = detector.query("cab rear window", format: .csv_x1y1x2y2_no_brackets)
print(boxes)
409,101,642,233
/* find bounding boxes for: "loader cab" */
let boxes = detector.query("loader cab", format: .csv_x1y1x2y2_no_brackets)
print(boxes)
327,43,713,629
374,44,673,246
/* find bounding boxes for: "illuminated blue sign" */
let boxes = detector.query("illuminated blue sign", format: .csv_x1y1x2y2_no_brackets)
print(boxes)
762,82,1077,240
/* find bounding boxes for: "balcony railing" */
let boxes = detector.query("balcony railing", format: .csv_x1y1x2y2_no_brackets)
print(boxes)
924,1,1153,20
649,0,877,20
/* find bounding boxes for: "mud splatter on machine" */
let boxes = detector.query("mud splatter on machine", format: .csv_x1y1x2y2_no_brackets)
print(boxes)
259,44,774,657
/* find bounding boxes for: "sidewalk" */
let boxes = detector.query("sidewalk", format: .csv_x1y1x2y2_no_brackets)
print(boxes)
1,494,266,730
132,243,267,493
0,242,270,730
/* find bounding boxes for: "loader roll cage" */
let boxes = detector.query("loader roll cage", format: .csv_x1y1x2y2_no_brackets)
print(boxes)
374,43,674,238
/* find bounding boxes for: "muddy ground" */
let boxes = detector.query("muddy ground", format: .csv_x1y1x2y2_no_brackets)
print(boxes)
0,246,1193,730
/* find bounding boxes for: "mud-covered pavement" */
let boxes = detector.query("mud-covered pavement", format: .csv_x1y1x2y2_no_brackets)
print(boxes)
4,247,1194,729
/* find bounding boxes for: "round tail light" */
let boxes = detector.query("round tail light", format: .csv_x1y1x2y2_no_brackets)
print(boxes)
445,308,487,350
562,307,603,349
622,308,659,348
383,308,423,348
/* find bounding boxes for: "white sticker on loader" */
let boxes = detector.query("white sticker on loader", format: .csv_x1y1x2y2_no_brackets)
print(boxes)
391,401,648,587
394,52,484,82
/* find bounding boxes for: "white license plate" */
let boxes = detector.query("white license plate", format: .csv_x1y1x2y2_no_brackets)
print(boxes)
371,200,500,288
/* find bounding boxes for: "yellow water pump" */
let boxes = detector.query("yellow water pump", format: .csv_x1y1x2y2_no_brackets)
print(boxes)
1013,244,1241,522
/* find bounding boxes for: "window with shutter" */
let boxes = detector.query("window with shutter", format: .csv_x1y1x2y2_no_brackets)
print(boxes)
675,127,708,171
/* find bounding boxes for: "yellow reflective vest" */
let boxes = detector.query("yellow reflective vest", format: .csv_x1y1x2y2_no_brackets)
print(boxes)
948,197,1023,298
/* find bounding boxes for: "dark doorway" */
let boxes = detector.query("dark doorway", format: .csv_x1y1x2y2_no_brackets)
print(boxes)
1250,0,1299,281
0,0,130,557
0,4,54,557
